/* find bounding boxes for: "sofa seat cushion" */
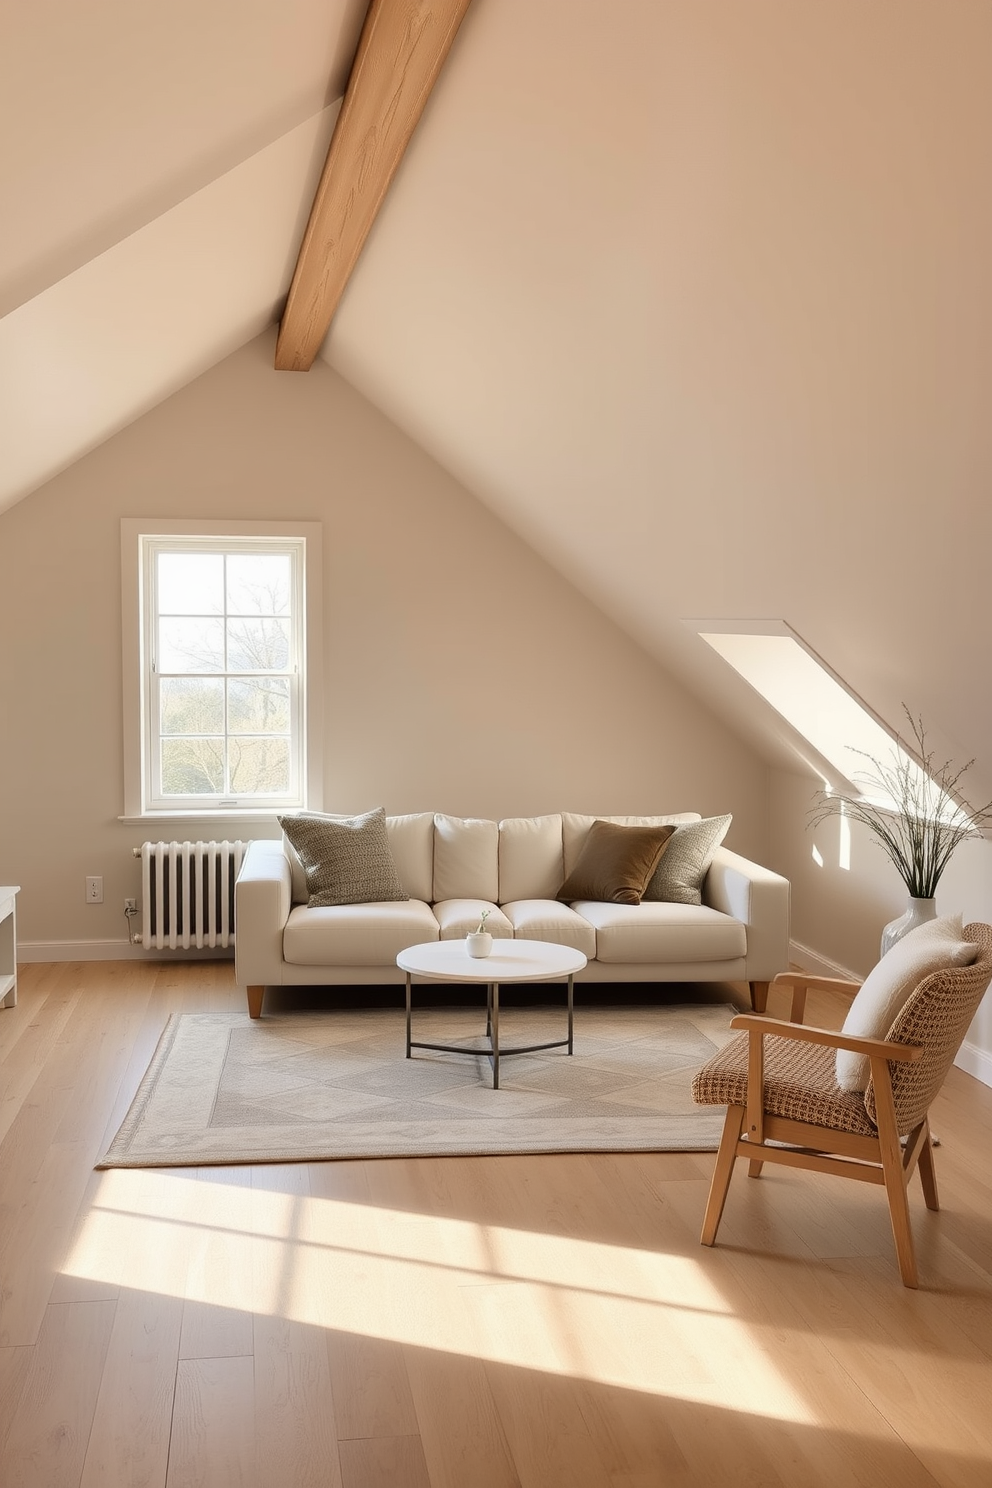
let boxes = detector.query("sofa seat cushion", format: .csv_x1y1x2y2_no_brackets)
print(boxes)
572,901,746,964
283,900,439,966
434,900,514,940
501,900,597,959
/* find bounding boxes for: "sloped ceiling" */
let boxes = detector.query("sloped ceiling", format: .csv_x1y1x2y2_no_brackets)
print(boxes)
322,0,992,797
3,1,992,792
0,0,363,505
1,0,367,315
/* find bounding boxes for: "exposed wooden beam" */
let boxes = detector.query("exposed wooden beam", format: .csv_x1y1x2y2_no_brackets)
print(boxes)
275,0,473,371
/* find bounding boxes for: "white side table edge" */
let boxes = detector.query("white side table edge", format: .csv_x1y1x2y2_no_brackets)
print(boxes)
0,887,20,1009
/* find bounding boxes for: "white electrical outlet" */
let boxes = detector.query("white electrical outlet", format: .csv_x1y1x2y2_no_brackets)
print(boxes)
85,876,104,904
124,898,136,914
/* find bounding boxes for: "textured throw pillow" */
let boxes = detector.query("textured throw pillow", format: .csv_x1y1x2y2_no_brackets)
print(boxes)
556,820,675,906
278,808,409,908
836,913,978,1093
644,814,732,905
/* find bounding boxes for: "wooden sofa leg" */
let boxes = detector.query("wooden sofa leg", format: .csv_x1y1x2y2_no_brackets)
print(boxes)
749,981,769,1013
247,985,264,1019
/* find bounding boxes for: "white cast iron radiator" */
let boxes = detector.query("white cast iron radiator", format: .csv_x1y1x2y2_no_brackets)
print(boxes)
132,840,248,950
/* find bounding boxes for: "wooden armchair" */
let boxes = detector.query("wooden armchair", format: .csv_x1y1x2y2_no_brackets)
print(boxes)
692,923,992,1287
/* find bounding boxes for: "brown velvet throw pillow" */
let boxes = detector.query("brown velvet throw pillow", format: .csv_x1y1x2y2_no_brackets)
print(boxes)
556,820,676,905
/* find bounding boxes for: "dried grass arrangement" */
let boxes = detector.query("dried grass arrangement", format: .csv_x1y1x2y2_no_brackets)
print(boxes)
810,710,992,899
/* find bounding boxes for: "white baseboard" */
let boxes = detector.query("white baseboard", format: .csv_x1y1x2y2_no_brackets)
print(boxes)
789,938,861,982
954,1039,992,1088
18,939,234,963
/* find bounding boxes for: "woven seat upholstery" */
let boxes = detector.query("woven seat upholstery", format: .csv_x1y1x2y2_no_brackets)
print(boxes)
692,1032,876,1136
692,923,992,1288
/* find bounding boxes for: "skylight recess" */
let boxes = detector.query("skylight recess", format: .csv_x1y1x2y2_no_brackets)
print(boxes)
693,623,936,814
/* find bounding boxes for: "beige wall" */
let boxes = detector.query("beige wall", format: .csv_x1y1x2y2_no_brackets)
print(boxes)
770,769,906,977
0,331,769,953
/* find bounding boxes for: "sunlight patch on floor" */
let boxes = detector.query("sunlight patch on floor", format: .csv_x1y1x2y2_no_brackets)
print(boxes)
62,1170,850,1427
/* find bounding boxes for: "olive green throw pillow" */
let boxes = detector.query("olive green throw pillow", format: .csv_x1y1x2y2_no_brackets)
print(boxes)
643,814,732,906
278,808,409,907
557,821,675,906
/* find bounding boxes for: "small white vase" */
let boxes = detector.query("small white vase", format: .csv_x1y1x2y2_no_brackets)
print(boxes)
466,932,493,959
880,897,937,959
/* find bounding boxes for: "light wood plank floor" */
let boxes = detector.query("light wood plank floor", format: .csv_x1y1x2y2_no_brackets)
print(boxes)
2,961,992,1487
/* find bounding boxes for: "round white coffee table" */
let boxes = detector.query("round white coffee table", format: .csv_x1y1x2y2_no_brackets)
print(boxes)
396,939,588,1089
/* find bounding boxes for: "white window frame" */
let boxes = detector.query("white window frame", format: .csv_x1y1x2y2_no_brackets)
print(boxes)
121,519,322,821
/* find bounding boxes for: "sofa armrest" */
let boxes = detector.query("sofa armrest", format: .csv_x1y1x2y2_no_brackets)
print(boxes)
704,847,791,983
234,838,293,989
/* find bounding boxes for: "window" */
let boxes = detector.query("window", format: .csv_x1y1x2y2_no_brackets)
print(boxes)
122,521,322,818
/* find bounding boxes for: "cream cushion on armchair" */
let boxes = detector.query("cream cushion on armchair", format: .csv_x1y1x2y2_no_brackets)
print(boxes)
836,914,978,1091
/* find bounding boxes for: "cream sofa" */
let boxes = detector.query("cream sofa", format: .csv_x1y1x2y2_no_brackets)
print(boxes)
234,811,790,1018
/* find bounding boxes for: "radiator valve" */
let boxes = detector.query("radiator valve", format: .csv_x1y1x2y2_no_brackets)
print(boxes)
124,899,141,945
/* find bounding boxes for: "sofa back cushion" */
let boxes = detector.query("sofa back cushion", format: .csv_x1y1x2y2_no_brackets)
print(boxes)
498,815,564,902
385,813,435,902
433,814,499,903
561,812,701,876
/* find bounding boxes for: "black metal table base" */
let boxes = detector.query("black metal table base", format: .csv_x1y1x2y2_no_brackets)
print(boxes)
405,973,575,1089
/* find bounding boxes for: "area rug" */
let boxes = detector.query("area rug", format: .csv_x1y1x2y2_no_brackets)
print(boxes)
98,1003,737,1167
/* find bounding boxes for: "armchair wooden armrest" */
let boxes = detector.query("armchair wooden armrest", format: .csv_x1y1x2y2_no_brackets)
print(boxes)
769,970,862,1023
730,1013,921,1062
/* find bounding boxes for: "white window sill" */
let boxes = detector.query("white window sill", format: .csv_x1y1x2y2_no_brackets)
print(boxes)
119,811,285,827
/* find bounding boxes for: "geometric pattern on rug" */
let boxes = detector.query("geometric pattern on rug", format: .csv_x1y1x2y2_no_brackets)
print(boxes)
98,1002,737,1167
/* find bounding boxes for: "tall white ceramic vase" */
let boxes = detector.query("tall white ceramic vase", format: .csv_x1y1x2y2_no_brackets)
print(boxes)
880,897,937,959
